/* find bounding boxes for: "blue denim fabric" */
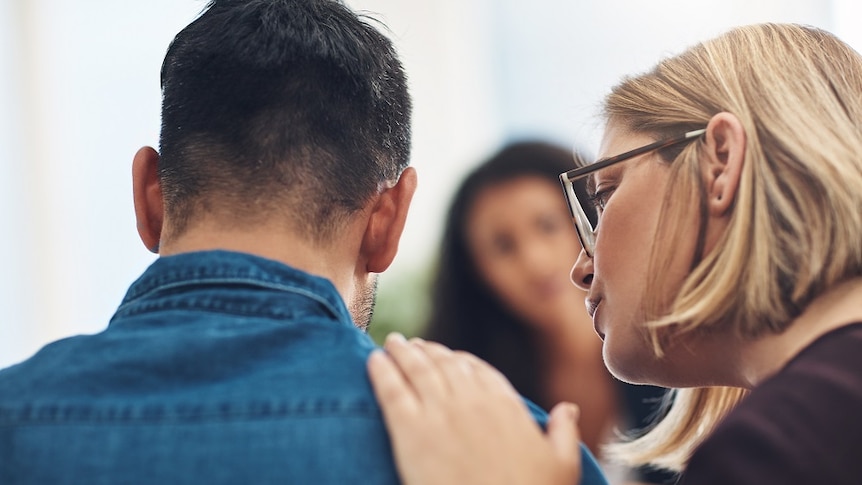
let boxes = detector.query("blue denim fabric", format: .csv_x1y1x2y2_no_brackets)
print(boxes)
0,250,607,485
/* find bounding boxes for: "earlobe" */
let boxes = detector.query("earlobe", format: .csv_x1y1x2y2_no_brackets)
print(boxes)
132,146,165,253
703,112,746,216
362,167,418,273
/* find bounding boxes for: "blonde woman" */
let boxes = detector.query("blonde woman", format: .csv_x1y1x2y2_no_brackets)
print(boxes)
367,23,862,485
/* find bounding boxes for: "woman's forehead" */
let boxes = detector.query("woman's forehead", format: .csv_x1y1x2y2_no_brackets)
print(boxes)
597,123,653,161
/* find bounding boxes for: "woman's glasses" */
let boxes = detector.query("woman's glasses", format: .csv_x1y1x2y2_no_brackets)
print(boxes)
559,128,706,258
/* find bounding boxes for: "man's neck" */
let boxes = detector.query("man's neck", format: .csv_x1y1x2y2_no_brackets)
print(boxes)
158,224,361,302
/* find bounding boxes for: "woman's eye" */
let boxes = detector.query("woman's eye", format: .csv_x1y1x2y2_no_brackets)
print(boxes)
491,235,515,255
587,187,615,212
537,214,563,233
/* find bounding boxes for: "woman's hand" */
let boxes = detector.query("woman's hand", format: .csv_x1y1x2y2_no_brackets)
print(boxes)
367,333,583,485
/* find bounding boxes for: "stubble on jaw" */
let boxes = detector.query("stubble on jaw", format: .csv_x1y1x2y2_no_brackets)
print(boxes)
349,274,379,332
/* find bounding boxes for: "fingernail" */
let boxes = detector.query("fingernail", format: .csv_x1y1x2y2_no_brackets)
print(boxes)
570,403,580,421
368,349,385,363
386,332,407,344
554,402,579,422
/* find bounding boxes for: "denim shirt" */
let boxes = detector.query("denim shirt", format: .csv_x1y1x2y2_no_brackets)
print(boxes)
0,250,607,485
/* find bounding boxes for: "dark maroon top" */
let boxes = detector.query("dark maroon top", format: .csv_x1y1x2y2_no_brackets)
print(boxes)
680,322,862,485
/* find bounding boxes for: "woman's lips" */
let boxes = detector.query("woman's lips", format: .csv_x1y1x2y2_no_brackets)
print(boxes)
585,297,599,318
586,297,605,340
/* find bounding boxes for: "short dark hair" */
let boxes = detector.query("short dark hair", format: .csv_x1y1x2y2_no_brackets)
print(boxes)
158,0,411,240
423,141,586,408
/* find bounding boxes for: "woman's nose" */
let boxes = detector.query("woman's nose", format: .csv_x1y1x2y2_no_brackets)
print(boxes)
570,248,594,291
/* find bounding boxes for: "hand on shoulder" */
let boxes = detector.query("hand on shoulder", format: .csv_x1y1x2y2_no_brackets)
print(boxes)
367,333,583,485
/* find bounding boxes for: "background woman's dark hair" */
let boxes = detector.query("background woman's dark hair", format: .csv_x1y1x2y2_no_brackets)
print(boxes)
423,140,587,409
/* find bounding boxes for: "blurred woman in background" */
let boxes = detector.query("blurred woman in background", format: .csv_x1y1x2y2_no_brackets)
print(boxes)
423,142,671,483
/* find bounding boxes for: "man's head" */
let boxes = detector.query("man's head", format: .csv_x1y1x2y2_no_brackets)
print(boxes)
132,0,416,330
153,0,410,242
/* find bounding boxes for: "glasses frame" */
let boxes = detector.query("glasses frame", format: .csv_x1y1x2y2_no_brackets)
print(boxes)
559,128,706,258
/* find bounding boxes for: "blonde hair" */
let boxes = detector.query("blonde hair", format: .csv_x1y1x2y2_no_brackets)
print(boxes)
602,23,862,471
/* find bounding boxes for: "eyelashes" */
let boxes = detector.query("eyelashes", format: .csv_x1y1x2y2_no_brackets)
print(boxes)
586,186,616,211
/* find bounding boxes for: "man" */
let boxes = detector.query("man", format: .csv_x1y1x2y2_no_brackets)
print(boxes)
0,1,606,483
1,1,413,483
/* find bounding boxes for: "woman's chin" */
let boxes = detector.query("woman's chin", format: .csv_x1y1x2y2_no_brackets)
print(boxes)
603,344,655,385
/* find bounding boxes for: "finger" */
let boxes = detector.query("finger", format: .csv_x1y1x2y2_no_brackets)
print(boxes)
413,340,474,388
367,350,421,417
547,402,582,477
381,333,449,400
367,349,432,484
456,351,521,400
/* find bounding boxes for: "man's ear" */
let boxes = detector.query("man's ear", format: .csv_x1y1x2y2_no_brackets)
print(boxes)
132,146,164,253
703,112,746,216
361,167,418,273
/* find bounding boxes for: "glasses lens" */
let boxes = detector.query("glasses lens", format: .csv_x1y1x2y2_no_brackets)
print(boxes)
562,176,598,256
572,200,596,257
571,177,598,229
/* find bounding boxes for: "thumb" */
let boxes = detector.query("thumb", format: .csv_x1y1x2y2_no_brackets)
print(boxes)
547,402,582,473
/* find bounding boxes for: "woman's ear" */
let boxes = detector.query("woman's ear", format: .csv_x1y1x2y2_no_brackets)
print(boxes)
703,112,746,216
132,146,164,253
360,167,418,273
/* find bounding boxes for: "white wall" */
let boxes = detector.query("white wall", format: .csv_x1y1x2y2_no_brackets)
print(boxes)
0,0,855,367
0,1,201,367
